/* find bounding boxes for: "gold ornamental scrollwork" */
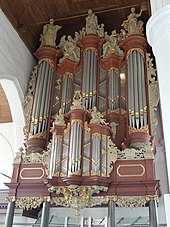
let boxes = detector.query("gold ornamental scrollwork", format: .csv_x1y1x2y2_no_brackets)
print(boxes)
108,67,119,75
28,131,47,139
107,196,148,208
147,53,159,135
23,65,38,139
71,119,83,127
49,185,108,214
5,196,16,203
38,58,54,68
126,48,144,59
129,125,149,134
63,72,73,79
84,47,98,55
14,196,51,210
145,195,159,202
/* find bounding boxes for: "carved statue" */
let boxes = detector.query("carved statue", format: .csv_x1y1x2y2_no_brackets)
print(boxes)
59,35,80,62
110,122,118,139
40,19,62,47
97,23,105,37
122,8,143,35
90,106,108,125
103,30,124,58
79,27,86,39
53,109,65,126
85,9,98,35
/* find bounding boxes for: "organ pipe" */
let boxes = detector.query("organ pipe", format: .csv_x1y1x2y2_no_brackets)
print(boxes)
30,61,53,135
127,50,147,130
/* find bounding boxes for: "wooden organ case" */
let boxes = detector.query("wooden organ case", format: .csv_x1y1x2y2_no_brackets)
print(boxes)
7,9,160,215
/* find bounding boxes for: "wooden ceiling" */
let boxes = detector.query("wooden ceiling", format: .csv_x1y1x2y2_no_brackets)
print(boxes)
0,0,151,54
0,84,12,123
0,0,151,123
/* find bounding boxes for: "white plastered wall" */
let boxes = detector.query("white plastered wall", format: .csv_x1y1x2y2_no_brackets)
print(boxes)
0,9,35,189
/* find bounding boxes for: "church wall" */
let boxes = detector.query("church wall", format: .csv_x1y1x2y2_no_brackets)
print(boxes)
0,10,35,98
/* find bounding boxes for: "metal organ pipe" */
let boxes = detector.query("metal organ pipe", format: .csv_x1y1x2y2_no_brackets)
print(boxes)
69,121,82,175
82,49,97,109
127,50,147,129
42,66,53,132
137,52,144,127
37,63,49,133
133,51,140,129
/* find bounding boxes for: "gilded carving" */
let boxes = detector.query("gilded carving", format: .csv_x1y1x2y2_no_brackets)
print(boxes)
23,66,38,139
13,143,51,175
129,125,149,134
107,138,117,175
122,8,143,36
71,91,84,110
28,131,46,139
117,142,154,160
49,185,108,214
126,48,144,59
15,196,50,210
145,195,159,202
6,196,16,203
130,142,154,159
40,19,61,47
108,196,147,208
147,53,159,135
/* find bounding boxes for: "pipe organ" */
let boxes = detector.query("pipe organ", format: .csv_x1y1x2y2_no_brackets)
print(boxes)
8,8,160,216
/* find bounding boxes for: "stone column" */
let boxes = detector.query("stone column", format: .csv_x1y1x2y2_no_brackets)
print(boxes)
40,201,50,227
149,0,170,14
5,201,15,227
107,200,116,227
147,6,170,227
149,199,159,227
147,3,170,187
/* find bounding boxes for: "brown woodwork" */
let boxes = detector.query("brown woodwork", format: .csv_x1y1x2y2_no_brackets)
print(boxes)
0,84,12,123
1,0,151,54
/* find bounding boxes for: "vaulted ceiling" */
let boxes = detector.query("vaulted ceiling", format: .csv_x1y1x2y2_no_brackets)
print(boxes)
0,0,151,123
